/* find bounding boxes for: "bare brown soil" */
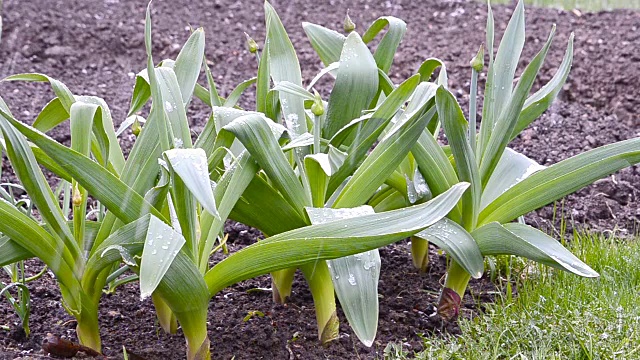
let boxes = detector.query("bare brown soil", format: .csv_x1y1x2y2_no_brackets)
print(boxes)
0,0,638,358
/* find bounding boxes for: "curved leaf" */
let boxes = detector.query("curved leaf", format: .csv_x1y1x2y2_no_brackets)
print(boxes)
472,222,598,277
362,16,406,73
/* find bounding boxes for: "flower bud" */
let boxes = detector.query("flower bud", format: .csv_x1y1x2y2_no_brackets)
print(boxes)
132,117,142,136
470,44,484,72
244,32,258,54
72,184,82,207
343,11,356,33
311,90,324,116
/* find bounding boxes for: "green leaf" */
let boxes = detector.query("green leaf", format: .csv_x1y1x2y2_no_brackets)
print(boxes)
273,81,315,101
480,137,640,225
472,222,598,277
0,109,80,264
163,148,219,218
33,97,67,132
480,148,545,210
173,28,205,105
416,58,448,86
362,16,406,73
0,108,165,225
264,1,307,135
307,205,380,347
156,67,192,148
206,182,470,295
222,113,310,214
479,26,555,187
413,218,484,278
512,33,574,139
223,77,257,108
332,103,435,209
3,73,75,112
435,86,481,230
0,199,80,291
324,32,379,140
328,75,421,194
302,22,346,66
139,216,187,299
489,0,525,123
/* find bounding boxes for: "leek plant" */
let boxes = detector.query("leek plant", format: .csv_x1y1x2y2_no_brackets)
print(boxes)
213,2,460,347
0,3,469,359
367,0,640,319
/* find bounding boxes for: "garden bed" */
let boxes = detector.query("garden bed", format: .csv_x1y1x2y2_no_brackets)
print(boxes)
0,0,638,358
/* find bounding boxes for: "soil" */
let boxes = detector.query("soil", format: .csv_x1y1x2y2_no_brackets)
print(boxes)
0,0,638,358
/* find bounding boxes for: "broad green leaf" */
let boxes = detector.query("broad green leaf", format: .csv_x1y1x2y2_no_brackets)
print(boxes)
0,108,165,225
0,199,80,292
230,174,307,237
256,39,271,113
362,16,406,73
139,216,187,299
413,218,484,278
307,205,380,347
412,129,459,198
156,67,192,148
199,152,258,271
264,1,307,135
302,22,346,66
163,148,218,218
0,235,32,266
472,222,598,277
273,81,315,101
435,86,480,230
304,154,331,207
206,182,470,295
0,109,80,264
328,75,421,193
512,33,574,139
479,26,555,187
480,137,640,225
332,99,435,208
33,97,67,132
480,148,545,210
173,28,205,105
416,58,448,86
128,72,153,117
222,113,310,214
324,32,379,140
489,0,525,122
3,73,74,112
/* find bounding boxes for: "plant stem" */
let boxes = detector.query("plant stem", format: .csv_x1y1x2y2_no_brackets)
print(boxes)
176,308,210,360
153,293,178,334
271,268,296,303
301,262,339,344
438,259,471,321
76,298,101,352
410,236,430,273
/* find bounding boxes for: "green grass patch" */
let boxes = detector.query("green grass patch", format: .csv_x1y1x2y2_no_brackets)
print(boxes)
490,0,640,12
389,232,640,359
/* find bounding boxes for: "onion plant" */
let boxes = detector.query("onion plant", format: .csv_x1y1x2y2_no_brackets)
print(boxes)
0,2,469,359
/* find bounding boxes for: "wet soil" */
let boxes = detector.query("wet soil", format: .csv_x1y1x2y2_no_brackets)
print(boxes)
0,0,639,358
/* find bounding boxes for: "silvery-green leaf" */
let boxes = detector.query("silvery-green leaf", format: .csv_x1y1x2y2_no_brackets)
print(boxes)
414,218,484,279
302,22,346,66
472,222,599,277
140,216,186,300
308,205,380,346
163,148,218,218
273,81,315,101
307,62,340,91
481,148,545,210
282,132,314,151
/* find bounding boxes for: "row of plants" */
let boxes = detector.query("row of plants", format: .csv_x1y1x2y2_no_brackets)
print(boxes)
1,1,638,358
